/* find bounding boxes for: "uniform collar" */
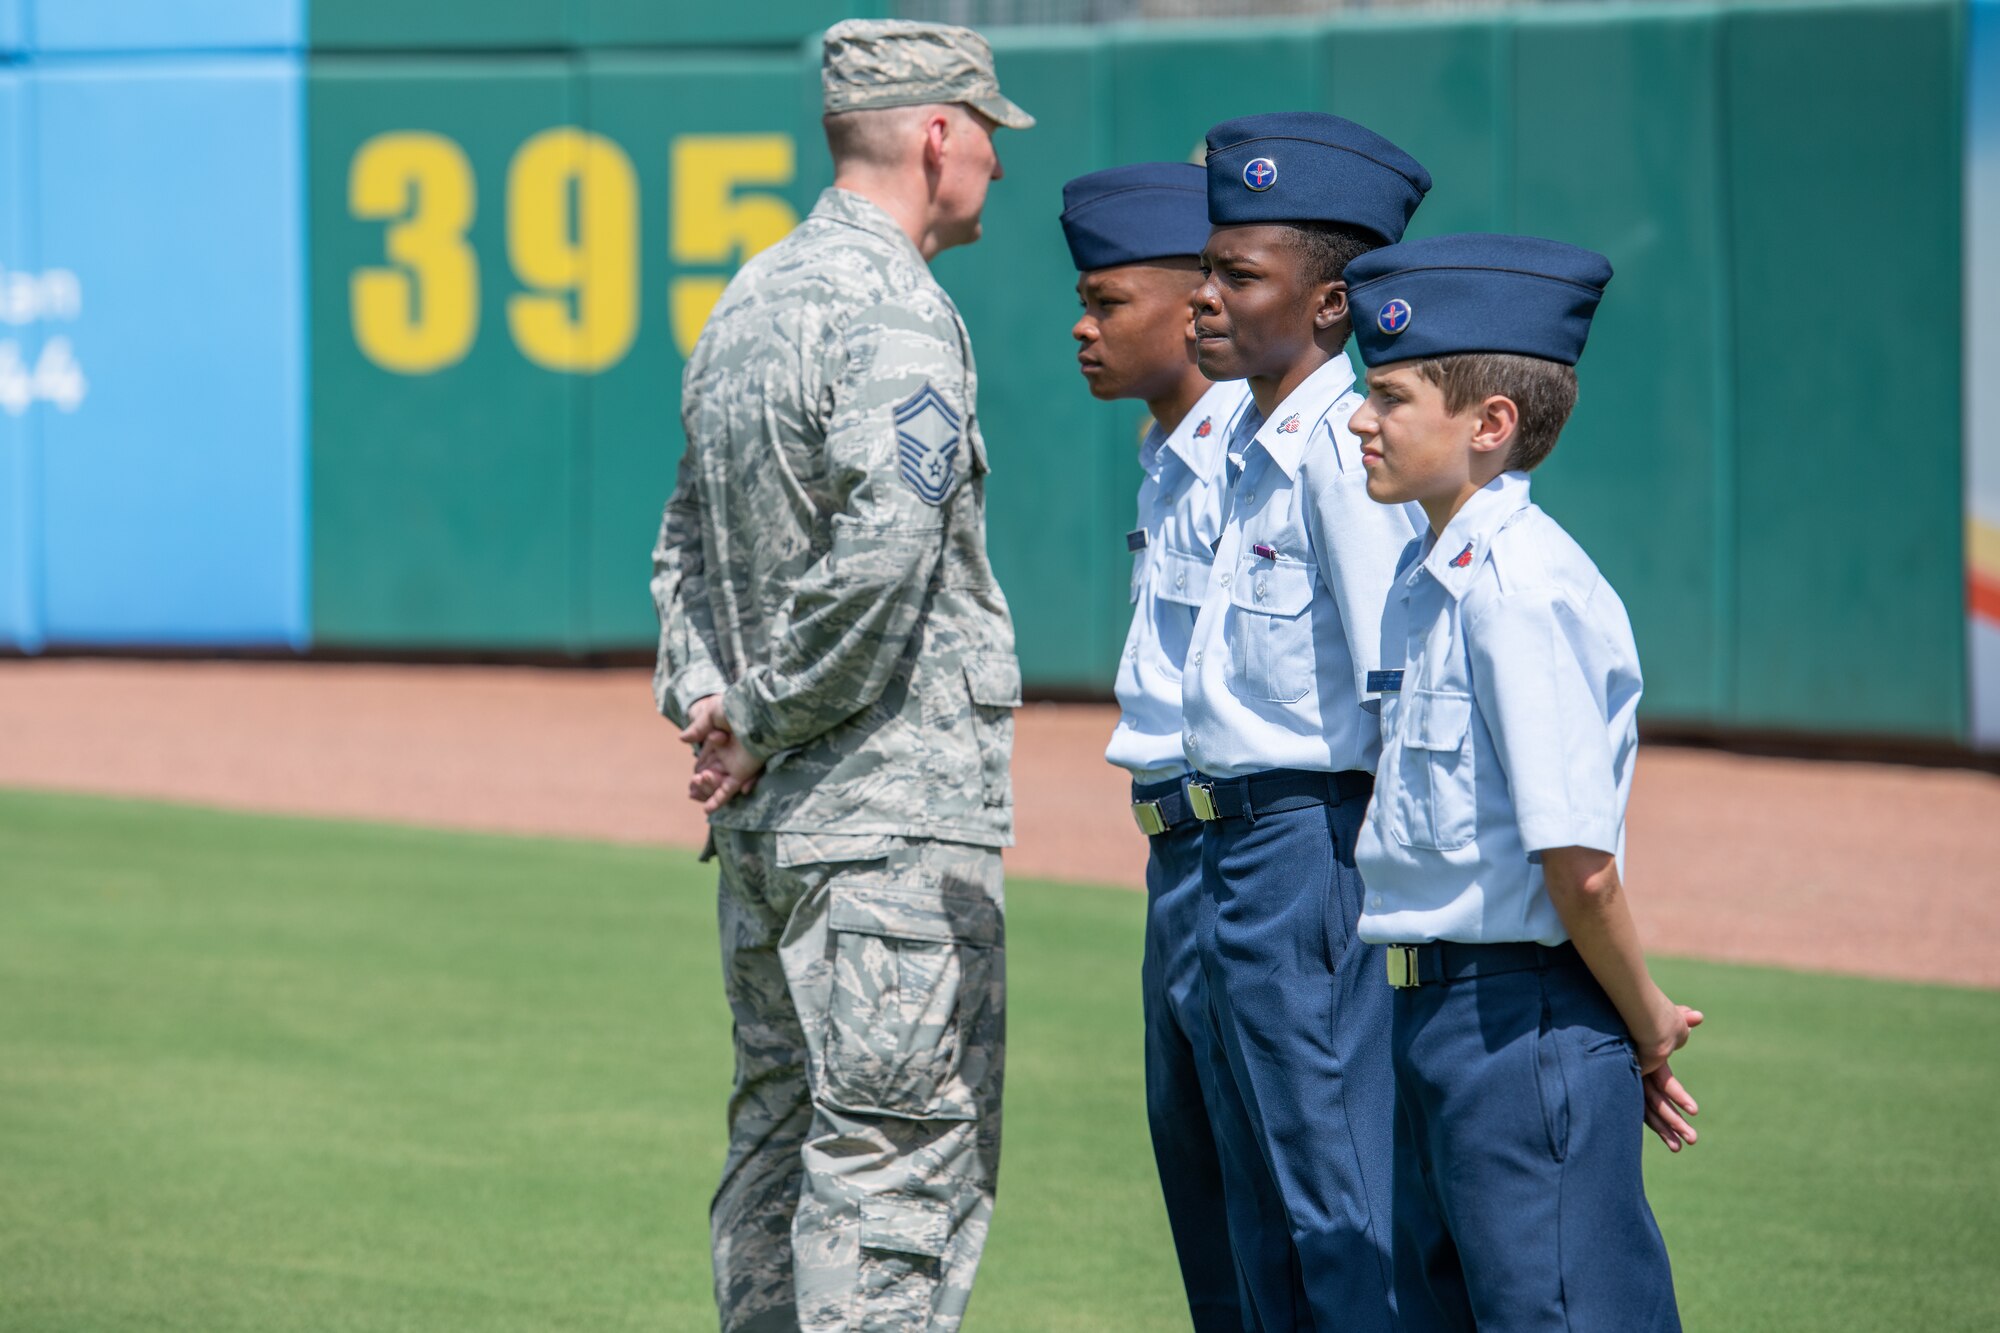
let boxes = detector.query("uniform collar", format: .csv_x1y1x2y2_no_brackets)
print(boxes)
1419,470,1533,594
811,188,926,267
1155,378,1251,482
1244,355,1356,479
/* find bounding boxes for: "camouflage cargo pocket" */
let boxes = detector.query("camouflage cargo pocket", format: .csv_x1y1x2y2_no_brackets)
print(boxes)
855,1197,952,1332
819,877,1002,1121
961,653,1020,808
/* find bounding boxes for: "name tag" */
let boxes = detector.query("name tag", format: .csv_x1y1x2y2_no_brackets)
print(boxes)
1126,528,1148,552
1366,669,1404,693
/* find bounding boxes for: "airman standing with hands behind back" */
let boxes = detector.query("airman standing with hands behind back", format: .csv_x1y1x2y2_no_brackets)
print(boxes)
650,19,1033,1332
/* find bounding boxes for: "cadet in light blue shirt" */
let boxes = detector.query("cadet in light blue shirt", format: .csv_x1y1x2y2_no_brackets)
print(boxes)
1061,162,1254,1333
1347,233,1701,1332
1179,353,1422,777
1179,112,1429,1333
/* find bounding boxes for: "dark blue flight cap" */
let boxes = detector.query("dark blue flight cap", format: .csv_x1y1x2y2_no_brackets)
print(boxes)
1346,233,1614,367
1060,161,1211,271
1204,112,1430,243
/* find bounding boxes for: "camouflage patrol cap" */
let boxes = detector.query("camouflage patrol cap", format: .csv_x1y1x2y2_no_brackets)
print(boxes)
822,19,1035,130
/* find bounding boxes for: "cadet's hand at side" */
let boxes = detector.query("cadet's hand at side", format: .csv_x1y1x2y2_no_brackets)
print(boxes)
1640,1005,1703,1152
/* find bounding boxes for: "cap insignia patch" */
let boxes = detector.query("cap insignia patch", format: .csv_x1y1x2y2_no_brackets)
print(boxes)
1242,157,1277,192
1378,298,1414,336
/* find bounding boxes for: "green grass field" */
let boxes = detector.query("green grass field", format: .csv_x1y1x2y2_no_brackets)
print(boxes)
1,788,1996,1332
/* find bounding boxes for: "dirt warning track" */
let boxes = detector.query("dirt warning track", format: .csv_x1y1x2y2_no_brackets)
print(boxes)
2,658,1995,989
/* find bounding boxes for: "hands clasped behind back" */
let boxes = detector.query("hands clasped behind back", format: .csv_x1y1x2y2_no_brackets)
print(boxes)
681,693,765,814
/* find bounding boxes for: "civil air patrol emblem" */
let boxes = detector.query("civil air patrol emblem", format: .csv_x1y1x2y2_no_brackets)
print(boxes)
1276,413,1300,434
1449,541,1474,569
1243,157,1278,192
893,383,961,505
1378,298,1414,336
1193,416,1213,439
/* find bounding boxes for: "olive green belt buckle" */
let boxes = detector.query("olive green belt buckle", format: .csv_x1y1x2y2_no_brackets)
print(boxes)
1386,945,1423,989
1131,800,1169,837
1187,782,1220,822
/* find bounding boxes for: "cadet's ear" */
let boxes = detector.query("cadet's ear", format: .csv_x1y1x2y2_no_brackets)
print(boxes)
1469,394,1519,455
1312,278,1350,331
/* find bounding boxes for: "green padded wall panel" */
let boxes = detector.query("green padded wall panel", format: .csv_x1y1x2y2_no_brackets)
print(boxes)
1511,8,1731,723
310,57,579,648
574,0,878,48
290,2,1973,741
1319,14,1506,237
1723,1,1964,737
310,0,568,51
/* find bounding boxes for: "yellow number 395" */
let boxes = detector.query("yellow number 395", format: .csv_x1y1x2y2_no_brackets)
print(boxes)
348,127,795,376
350,132,480,375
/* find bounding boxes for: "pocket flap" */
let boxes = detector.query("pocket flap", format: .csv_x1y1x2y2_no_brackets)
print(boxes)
962,653,1022,709
1400,688,1472,751
1229,555,1315,617
860,1196,952,1259
1153,549,1213,608
828,880,1001,947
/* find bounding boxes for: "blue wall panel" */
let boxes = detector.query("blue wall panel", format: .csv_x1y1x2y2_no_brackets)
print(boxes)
0,1,26,56
0,66,38,649
34,1,301,53
33,58,306,646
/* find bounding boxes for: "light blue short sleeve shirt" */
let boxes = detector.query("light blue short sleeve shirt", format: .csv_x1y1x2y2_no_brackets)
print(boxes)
1180,355,1425,779
1355,471,1645,946
1106,378,1256,784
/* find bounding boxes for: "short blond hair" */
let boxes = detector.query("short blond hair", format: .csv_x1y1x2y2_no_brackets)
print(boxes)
822,104,936,170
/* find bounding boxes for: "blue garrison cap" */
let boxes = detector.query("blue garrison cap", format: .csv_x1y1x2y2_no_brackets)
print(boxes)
1060,162,1211,271
1204,112,1430,242
1346,233,1614,367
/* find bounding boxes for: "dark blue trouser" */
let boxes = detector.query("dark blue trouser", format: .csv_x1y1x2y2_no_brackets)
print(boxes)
1390,953,1681,1333
1197,777,1397,1333
1136,776,1249,1333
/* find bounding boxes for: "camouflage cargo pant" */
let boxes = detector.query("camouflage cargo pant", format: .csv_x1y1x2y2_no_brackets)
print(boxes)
708,827,1006,1333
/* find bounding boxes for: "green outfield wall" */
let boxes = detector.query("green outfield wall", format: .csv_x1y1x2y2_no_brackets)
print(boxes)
298,0,1965,738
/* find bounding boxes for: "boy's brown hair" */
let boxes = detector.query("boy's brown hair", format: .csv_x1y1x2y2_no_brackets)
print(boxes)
1413,353,1578,471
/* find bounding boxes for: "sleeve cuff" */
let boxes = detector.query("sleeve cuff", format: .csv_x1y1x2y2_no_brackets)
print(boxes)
720,684,775,763
670,668,730,722
1519,812,1621,858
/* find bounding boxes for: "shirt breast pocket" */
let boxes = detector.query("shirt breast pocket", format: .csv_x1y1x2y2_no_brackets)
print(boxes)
1153,548,1211,608
1228,556,1316,703
1389,687,1477,851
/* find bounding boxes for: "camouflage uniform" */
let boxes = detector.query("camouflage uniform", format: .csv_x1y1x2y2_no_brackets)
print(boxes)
651,24,1031,1331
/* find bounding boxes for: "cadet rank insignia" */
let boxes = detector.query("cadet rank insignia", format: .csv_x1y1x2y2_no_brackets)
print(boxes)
1450,542,1474,568
893,383,962,505
1276,413,1300,434
1193,416,1213,438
